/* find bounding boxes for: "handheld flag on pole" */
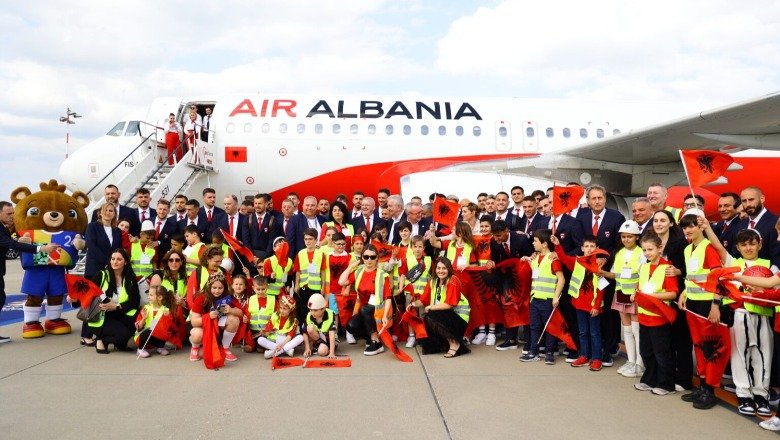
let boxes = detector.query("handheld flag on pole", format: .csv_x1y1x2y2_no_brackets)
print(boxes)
433,196,460,228
552,185,585,216
221,228,255,262
679,150,734,187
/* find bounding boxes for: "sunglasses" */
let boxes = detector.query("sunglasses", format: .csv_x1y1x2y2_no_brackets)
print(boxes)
333,242,346,246
362,254,378,260
168,258,182,262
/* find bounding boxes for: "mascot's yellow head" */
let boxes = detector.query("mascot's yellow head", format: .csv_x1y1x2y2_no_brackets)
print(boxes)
10,179,89,233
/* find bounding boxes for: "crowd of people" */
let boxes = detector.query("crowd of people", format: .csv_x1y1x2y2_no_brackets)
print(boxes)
2,180,780,431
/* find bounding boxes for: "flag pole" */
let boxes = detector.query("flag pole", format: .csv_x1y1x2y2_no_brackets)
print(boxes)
537,306,557,345
220,228,249,272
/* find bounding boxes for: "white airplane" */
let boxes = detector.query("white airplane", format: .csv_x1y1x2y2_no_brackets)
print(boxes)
57,93,780,214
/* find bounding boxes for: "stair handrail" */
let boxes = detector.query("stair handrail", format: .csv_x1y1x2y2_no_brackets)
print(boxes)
83,131,158,198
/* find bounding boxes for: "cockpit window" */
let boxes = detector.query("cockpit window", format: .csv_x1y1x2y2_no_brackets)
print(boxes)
107,122,125,136
125,121,140,136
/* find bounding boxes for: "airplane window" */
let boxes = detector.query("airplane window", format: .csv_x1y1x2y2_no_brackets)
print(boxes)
525,127,534,137
580,128,588,138
499,127,508,137
546,128,554,138
368,124,376,135
279,123,288,134
403,125,411,135
421,125,429,135
315,124,323,134
386,125,393,135
226,123,235,134
563,128,571,138
261,123,270,134
333,124,341,134
297,123,305,134
439,126,446,136
244,123,252,133
473,126,481,136
350,124,358,135
613,129,621,135
596,128,604,138
456,126,463,136
106,122,125,136
125,121,140,136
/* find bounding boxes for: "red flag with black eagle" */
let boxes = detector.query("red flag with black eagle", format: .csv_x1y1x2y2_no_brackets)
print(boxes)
457,258,532,332
65,274,104,306
473,235,492,262
134,307,179,348
543,307,577,350
221,228,255,262
634,292,677,325
433,196,460,228
552,185,585,216
202,315,226,369
685,309,731,388
400,310,429,339
370,240,398,263
680,150,734,187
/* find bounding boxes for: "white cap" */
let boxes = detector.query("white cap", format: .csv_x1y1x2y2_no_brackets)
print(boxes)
683,208,706,218
618,220,641,235
220,258,234,272
307,293,327,310
140,220,155,232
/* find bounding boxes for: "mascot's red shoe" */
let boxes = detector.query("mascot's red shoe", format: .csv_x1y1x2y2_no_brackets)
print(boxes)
44,319,72,335
22,322,45,339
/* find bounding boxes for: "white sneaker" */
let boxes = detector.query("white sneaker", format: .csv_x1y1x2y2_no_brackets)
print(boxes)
264,349,274,359
472,332,487,345
346,332,357,344
760,416,780,431
285,348,294,357
635,364,645,375
621,364,640,378
405,336,416,348
674,384,685,392
156,347,170,356
617,362,635,375
485,333,496,346
137,349,150,358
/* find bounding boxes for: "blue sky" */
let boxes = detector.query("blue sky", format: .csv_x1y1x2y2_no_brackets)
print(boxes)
1,0,779,199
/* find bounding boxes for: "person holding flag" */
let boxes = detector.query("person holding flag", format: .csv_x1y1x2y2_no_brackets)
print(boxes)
134,285,178,358
632,235,680,395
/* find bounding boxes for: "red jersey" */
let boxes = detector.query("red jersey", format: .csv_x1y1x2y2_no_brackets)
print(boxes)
420,279,461,307
347,269,392,307
639,258,680,327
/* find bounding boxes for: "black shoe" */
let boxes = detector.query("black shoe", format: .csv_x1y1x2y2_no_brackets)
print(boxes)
756,396,772,417
0,336,10,344
693,389,717,410
363,340,385,356
544,353,555,365
496,340,518,351
769,389,780,407
737,397,757,416
95,340,109,354
681,387,702,402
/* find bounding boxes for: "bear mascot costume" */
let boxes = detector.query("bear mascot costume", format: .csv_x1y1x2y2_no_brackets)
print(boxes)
10,179,88,338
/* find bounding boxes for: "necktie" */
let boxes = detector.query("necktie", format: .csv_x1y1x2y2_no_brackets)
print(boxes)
207,209,212,222
155,221,161,240
721,221,729,234
525,217,531,234
141,210,146,222
365,216,371,232
516,208,521,217
178,214,183,222
504,243,510,255
552,217,557,231
283,219,288,234
257,215,264,231
750,219,756,228
229,215,234,235
592,215,600,236
189,219,195,226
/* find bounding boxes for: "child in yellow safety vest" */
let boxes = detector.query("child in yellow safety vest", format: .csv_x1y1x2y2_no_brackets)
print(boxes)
677,211,724,409
183,225,205,274
242,276,271,352
302,293,338,358
398,235,431,348
632,234,679,395
257,294,303,359
261,237,294,315
134,285,177,358
130,221,157,282
294,228,327,325
601,220,644,378
323,232,356,334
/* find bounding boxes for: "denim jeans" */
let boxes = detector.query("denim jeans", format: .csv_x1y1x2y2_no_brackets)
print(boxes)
529,298,555,354
576,309,602,360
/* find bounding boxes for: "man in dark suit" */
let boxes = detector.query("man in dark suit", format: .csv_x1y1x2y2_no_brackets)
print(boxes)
576,185,625,365
90,184,134,224
352,196,383,237
547,212,583,256
177,199,208,241
491,192,522,232
631,197,654,236
737,186,779,266
402,202,432,239
712,192,741,258
243,194,281,262
1,201,55,343
151,199,177,266
130,188,157,237
198,187,225,239
286,196,327,256
386,195,408,245
518,195,549,236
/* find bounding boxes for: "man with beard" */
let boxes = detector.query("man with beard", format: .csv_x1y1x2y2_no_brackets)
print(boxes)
712,192,741,257
90,184,134,223
173,194,188,222
646,183,681,221
737,186,779,264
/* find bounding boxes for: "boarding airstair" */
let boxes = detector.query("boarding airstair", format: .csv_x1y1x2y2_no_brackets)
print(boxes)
72,121,217,274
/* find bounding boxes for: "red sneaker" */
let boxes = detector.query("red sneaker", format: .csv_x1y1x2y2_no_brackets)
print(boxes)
224,350,238,362
44,319,72,335
189,346,201,361
589,360,603,371
571,356,589,367
22,322,45,339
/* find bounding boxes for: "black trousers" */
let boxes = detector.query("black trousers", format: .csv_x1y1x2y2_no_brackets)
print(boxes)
137,329,165,349
93,315,135,349
639,323,675,391
346,304,378,341
295,287,319,324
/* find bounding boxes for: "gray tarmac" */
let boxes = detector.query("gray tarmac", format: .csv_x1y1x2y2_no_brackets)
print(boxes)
0,264,777,439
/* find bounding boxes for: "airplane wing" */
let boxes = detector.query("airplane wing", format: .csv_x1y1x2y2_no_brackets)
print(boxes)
557,91,780,165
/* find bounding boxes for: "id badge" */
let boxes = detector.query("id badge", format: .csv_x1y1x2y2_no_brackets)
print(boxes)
532,269,539,279
140,254,151,265
687,258,699,272
456,256,466,268
597,277,610,290
307,263,318,275
281,273,288,283
620,267,632,279
642,282,654,293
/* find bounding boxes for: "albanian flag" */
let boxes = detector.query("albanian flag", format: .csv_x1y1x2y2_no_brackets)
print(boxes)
433,196,460,228
680,150,734,187
134,308,177,348
65,274,104,306
552,185,585,216
304,357,352,368
542,307,577,350
634,292,676,324
400,310,428,339
370,240,398,263
575,249,610,274
271,356,305,370
202,316,226,369
473,235,492,262
458,259,532,331
221,228,255,262
685,310,730,388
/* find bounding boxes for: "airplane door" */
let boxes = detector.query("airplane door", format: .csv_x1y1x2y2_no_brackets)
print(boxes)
494,120,512,152
522,120,538,152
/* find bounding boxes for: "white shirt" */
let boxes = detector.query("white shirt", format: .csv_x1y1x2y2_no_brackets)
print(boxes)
495,211,507,221
138,208,150,222
591,210,604,230
228,213,240,236
548,214,563,230
202,114,211,131
749,208,767,227
103,225,113,245
164,121,182,134
184,119,198,133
